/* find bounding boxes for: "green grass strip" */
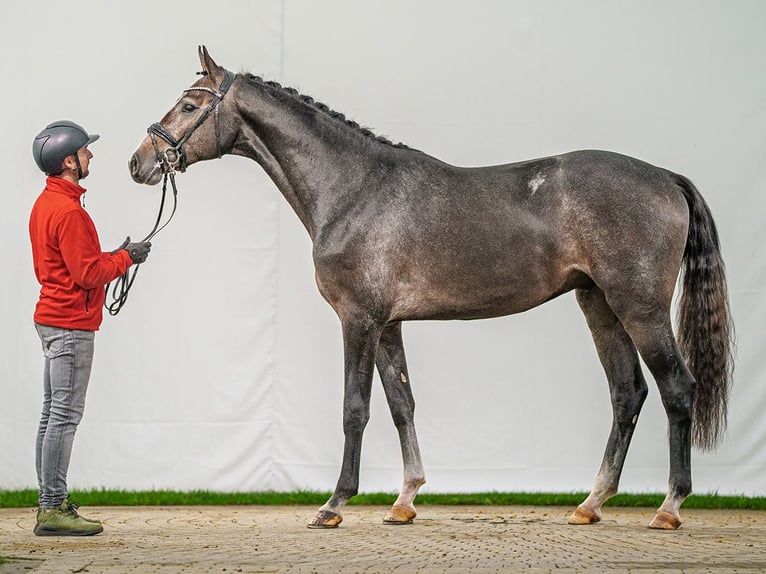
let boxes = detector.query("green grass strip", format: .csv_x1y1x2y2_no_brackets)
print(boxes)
2,489,765,510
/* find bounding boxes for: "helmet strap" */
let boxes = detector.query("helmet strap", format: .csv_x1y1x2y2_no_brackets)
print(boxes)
73,153,83,179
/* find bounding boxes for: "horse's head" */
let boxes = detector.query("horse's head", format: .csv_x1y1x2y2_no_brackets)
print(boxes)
129,46,236,185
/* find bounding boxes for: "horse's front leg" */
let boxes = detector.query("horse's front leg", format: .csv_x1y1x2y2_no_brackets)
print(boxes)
308,314,382,529
376,322,425,525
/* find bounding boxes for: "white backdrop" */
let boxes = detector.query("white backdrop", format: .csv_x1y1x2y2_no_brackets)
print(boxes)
1,0,764,496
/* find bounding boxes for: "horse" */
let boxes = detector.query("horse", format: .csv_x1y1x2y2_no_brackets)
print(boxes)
129,46,734,530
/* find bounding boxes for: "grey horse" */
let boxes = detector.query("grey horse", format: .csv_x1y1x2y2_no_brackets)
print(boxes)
129,46,734,530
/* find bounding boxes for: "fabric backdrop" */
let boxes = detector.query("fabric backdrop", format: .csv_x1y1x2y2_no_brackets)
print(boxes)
1,0,764,496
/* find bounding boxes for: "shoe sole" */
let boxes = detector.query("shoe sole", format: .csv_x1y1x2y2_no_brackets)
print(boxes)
34,525,103,536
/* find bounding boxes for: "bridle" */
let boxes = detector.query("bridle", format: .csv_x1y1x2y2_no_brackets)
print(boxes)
105,68,235,316
148,68,236,175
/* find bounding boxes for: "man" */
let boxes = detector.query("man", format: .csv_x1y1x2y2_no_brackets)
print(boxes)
29,120,151,536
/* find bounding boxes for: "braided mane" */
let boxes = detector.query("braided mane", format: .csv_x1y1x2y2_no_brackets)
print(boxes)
243,73,409,149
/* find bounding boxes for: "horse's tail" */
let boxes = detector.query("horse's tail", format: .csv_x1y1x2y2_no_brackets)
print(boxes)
673,173,735,451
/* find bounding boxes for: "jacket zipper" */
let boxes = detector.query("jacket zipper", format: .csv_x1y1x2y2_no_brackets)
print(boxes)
85,289,91,314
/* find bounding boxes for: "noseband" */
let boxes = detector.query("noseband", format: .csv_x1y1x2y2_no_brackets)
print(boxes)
147,69,235,174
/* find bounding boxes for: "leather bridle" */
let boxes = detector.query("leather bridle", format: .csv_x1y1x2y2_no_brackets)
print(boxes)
106,69,235,316
147,69,235,174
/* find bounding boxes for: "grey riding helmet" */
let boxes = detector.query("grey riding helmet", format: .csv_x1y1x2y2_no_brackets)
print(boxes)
32,120,99,175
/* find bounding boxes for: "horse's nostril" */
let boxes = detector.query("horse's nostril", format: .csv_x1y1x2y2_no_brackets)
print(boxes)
128,154,147,183
129,154,139,177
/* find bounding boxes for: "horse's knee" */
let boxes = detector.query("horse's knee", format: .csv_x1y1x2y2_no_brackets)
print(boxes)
342,400,370,435
631,388,649,420
625,375,649,411
613,370,648,422
632,364,649,401
381,375,416,429
343,415,369,435
389,401,415,429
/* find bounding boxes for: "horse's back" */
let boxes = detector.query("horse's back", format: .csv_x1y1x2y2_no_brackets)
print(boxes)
475,149,685,205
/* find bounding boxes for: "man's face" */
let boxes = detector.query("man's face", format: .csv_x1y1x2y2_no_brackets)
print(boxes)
75,146,93,179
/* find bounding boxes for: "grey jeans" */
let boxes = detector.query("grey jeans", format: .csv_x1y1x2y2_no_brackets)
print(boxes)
34,323,95,509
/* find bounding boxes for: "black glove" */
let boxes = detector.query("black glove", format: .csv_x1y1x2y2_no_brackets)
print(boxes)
125,240,151,264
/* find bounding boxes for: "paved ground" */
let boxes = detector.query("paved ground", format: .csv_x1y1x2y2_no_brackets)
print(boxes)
1,505,765,573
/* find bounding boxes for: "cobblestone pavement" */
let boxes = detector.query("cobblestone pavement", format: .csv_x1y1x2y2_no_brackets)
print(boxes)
1,505,765,573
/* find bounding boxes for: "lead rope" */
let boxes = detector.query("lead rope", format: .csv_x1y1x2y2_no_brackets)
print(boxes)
105,172,178,315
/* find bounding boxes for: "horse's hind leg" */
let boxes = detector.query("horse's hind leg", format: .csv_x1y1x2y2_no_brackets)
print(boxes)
569,287,649,525
619,314,695,530
375,322,426,525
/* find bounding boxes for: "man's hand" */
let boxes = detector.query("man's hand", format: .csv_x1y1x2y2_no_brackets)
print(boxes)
125,241,151,264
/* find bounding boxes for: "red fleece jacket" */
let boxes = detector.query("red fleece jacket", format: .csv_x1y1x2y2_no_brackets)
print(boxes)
29,176,132,331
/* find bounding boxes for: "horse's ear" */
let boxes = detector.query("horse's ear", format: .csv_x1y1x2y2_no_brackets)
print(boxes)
198,45,222,79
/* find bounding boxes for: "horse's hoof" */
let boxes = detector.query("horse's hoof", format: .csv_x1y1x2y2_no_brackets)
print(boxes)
307,510,343,529
383,504,416,525
568,506,601,525
648,511,682,530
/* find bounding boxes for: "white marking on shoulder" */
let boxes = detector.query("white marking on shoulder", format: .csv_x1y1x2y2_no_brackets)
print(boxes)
528,172,546,195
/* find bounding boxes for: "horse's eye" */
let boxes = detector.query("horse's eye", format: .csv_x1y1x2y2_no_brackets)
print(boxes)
182,103,197,113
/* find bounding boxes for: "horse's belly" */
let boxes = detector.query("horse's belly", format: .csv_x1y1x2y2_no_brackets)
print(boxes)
390,266,592,321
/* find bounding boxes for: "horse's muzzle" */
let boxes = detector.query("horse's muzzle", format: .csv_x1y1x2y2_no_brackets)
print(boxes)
129,152,162,185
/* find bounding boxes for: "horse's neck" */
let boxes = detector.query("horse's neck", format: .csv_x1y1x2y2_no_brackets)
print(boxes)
231,82,383,239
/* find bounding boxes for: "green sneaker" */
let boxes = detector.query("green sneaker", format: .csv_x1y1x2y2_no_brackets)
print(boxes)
34,500,103,536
